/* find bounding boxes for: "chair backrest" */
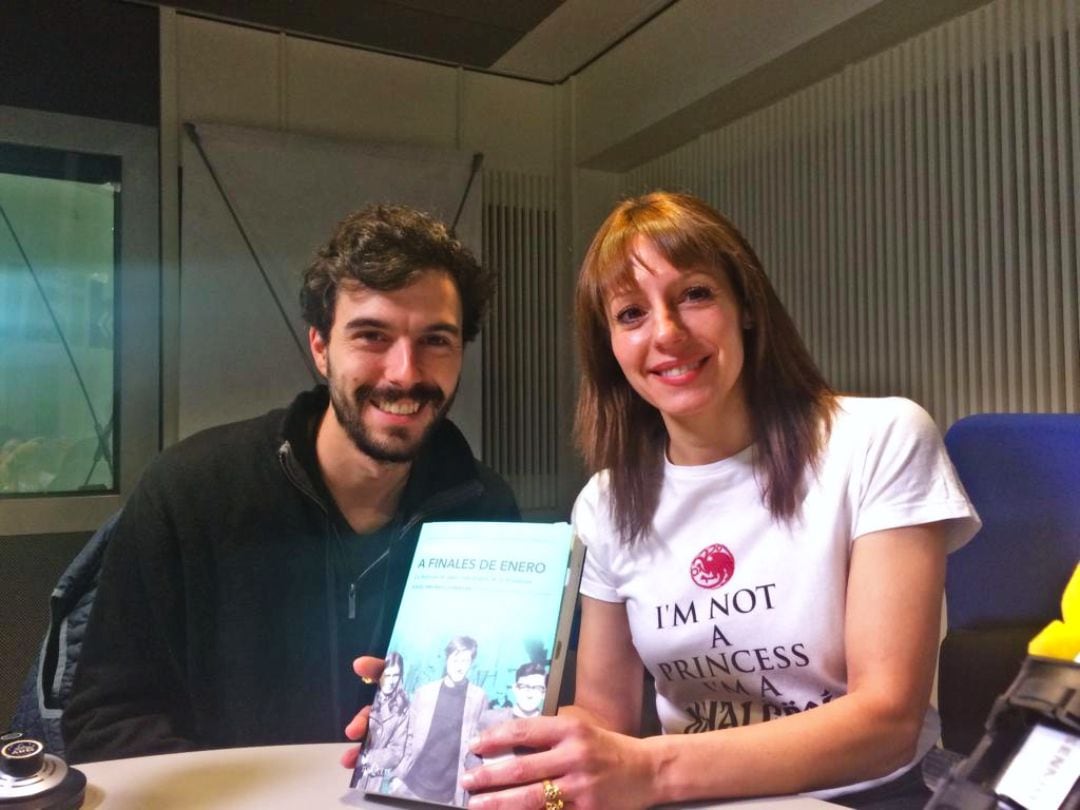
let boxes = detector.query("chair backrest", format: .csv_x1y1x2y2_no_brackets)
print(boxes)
944,413,1080,630
938,413,1080,754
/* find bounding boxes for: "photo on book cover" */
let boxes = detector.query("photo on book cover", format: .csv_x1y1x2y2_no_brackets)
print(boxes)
350,521,582,808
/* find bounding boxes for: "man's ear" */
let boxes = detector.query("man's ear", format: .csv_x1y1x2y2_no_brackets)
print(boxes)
309,326,329,377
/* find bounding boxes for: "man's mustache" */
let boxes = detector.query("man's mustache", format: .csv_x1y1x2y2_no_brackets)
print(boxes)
354,383,446,408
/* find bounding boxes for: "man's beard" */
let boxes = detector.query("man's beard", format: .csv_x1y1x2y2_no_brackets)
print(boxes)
328,376,455,464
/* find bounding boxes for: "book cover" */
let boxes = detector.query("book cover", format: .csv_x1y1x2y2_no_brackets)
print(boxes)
350,521,584,808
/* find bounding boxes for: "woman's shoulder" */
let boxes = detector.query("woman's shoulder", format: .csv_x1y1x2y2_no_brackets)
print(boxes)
832,395,939,440
570,471,618,549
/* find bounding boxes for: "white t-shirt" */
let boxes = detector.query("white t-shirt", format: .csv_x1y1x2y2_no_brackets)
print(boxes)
573,396,981,799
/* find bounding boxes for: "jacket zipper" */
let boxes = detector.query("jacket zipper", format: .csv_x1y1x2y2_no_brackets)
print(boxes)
278,440,486,621
345,479,484,619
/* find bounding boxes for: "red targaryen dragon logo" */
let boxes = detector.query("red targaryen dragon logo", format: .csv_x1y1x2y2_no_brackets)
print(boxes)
689,543,735,589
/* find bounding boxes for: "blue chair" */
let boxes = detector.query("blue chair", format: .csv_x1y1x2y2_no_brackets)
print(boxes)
938,413,1080,754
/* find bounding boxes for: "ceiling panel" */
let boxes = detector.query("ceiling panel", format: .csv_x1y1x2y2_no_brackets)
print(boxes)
153,0,564,68
384,0,562,32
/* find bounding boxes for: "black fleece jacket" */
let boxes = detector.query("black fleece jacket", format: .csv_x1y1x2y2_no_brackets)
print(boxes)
62,387,519,763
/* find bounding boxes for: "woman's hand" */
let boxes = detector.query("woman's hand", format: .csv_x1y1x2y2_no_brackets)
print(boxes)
339,656,385,768
461,714,659,810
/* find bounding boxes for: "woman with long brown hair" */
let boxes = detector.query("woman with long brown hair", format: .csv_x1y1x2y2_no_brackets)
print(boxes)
354,651,410,791
463,192,979,809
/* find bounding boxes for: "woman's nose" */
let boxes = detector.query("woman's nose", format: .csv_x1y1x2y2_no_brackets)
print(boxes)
653,306,687,346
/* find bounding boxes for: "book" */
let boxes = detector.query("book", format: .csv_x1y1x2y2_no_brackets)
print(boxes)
349,520,584,808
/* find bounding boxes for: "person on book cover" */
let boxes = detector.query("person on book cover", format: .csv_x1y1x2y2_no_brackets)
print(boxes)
61,205,519,764
354,652,410,791
480,662,547,728
459,192,981,810
462,661,548,773
388,636,487,806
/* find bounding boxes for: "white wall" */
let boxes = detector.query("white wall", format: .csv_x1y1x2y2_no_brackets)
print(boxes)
172,15,556,174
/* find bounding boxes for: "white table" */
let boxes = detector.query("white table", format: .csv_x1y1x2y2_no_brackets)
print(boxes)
77,744,841,809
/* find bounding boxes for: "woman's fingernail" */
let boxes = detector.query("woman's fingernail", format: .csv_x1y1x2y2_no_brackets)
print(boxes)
461,772,476,789
467,735,481,752
361,676,375,685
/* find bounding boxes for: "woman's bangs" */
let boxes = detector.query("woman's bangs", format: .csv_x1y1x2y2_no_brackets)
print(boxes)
586,225,640,312
582,195,726,320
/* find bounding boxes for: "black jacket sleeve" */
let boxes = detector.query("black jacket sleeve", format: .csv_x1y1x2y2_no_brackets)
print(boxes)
62,466,197,763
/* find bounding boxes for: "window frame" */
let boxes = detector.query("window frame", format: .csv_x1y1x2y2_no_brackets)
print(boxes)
0,105,159,535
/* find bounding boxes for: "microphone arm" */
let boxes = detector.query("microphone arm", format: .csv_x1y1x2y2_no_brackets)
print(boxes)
450,152,484,237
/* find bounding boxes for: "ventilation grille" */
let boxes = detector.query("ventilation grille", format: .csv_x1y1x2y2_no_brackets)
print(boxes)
482,170,560,513
626,0,1079,427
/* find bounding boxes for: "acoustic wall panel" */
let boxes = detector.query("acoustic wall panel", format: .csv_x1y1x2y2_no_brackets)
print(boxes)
625,0,1079,428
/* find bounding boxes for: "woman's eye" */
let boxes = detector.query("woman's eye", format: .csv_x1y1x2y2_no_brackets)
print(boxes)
683,285,713,302
614,305,645,325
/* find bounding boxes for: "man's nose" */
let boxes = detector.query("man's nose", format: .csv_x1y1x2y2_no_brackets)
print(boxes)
384,339,421,387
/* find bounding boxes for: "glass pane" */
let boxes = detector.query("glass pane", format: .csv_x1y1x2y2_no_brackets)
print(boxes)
0,144,120,496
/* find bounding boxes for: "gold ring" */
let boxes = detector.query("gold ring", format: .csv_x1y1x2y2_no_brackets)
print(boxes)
542,779,564,810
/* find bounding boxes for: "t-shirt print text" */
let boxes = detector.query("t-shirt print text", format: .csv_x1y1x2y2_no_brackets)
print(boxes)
654,543,830,732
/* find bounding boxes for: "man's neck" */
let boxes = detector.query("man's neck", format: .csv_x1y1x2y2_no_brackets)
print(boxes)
315,405,411,534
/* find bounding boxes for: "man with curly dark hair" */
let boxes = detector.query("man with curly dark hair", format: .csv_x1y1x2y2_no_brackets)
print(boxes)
63,205,519,763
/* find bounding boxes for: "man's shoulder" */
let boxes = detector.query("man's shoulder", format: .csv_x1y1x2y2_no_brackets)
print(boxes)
419,420,519,519
145,388,324,483
147,408,284,480
471,459,516,506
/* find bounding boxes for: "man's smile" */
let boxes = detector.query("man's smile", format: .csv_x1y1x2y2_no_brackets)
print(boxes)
371,398,422,416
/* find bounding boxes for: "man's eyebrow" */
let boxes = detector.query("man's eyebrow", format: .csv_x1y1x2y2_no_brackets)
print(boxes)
342,317,388,332
425,322,461,336
341,317,461,336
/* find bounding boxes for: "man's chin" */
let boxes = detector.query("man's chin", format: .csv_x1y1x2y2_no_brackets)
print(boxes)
357,437,424,464
350,421,437,464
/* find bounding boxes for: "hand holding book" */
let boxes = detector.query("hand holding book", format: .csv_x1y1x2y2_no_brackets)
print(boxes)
340,655,386,769
461,709,660,810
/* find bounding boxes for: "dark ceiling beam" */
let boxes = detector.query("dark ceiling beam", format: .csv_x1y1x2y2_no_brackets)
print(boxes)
147,0,561,67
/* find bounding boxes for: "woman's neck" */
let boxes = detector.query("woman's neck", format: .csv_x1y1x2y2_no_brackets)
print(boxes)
663,398,753,466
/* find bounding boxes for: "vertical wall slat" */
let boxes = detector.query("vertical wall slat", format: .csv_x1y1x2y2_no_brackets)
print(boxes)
482,168,561,512
1040,0,1062,408
1063,0,1079,410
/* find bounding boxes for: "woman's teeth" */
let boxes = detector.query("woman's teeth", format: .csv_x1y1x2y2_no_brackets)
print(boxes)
657,359,704,377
